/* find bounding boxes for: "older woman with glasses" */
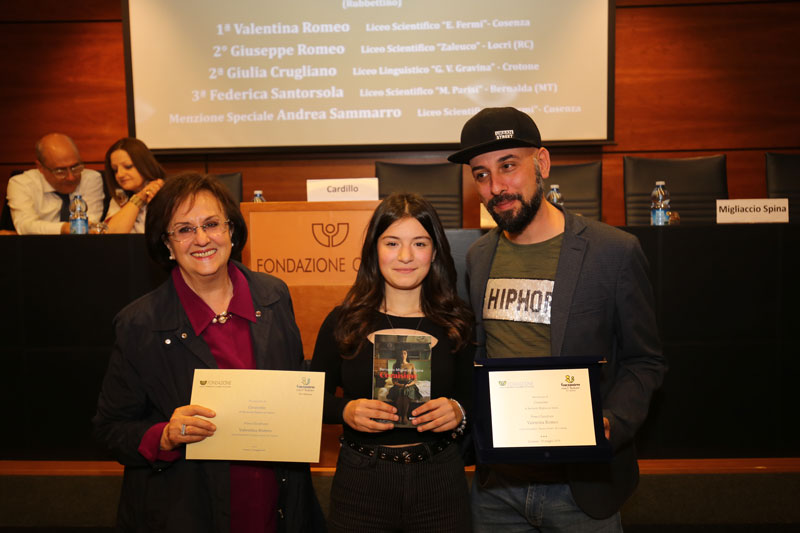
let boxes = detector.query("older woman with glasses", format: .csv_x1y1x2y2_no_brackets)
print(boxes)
93,173,324,533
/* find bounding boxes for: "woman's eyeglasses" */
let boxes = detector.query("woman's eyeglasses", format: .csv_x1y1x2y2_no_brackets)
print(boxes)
165,219,231,242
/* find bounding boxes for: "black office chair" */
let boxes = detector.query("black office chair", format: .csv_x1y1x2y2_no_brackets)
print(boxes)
212,172,243,204
96,169,111,222
623,155,728,225
1,169,25,232
0,199,15,232
375,161,463,228
765,152,800,222
547,162,602,221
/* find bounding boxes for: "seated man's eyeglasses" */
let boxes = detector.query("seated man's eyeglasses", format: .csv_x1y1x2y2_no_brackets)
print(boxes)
166,219,231,242
42,163,85,179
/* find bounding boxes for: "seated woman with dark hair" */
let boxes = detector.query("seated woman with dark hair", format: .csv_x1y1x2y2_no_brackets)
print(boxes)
102,137,165,233
311,192,474,532
93,172,324,532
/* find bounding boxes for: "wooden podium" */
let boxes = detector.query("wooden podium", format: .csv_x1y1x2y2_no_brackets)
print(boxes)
241,200,379,359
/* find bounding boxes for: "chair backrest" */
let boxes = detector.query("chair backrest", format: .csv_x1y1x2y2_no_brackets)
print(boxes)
375,161,463,228
765,152,800,221
0,199,15,232
212,172,243,204
547,161,602,221
1,169,24,232
623,155,727,225
97,169,111,222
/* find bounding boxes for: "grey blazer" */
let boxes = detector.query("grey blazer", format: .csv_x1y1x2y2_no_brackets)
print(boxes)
466,211,667,519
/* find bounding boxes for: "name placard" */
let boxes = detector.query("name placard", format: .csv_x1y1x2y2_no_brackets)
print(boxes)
716,199,789,224
307,178,378,202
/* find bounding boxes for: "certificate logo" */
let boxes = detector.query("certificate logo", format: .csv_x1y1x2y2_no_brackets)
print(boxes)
296,376,316,392
561,375,581,391
498,380,507,386
198,379,231,388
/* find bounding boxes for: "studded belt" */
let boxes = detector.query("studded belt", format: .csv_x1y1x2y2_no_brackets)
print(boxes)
339,435,454,464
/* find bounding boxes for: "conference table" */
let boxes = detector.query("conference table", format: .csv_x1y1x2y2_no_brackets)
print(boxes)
1,224,797,460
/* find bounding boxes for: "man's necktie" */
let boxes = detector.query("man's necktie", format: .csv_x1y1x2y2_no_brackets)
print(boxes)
54,192,71,222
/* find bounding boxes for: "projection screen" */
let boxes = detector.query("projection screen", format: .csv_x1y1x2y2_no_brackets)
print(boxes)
124,0,613,151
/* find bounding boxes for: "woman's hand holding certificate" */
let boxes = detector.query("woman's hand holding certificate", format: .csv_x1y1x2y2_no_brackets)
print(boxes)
160,405,217,451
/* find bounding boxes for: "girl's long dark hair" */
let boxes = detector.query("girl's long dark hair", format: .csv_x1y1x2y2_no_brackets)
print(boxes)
335,193,473,356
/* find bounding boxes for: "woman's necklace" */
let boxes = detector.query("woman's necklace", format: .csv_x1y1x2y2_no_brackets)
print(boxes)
384,311,424,331
212,311,230,324
210,279,234,325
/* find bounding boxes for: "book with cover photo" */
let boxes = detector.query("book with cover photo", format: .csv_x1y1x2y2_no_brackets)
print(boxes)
372,333,432,428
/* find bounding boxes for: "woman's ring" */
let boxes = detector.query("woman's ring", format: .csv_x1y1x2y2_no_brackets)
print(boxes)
180,423,186,436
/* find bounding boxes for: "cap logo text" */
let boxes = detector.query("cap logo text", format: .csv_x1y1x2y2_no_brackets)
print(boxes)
494,129,514,139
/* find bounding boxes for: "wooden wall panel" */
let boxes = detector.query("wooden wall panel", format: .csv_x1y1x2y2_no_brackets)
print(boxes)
0,22,127,163
614,3,800,153
0,1,121,21
616,0,774,6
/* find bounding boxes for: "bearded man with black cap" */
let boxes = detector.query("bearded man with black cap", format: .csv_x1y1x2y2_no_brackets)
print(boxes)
449,107,666,532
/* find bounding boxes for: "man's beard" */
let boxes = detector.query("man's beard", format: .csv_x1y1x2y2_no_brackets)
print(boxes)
486,168,544,234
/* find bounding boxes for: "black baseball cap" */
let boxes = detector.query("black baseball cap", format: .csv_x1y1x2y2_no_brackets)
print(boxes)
448,107,542,164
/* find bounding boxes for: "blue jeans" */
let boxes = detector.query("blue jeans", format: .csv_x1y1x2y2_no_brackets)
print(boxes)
471,467,623,532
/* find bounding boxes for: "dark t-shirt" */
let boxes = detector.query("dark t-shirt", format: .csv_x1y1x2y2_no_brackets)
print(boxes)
484,232,562,358
310,307,474,446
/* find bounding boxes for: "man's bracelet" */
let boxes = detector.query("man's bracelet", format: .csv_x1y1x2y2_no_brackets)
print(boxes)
450,398,467,439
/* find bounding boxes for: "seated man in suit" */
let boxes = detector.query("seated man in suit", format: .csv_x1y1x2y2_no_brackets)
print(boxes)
449,107,667,532
7,133,105,234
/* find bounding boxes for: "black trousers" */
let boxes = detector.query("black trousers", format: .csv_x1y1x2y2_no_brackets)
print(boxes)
328,441,472,533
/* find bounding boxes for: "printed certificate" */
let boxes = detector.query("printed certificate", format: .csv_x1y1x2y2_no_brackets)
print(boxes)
186,368,324,462
489,368,596,448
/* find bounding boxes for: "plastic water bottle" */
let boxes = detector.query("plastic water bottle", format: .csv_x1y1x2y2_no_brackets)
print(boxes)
546,184,564,208
69,194,89,234
253,190,266,203
650,181,670,226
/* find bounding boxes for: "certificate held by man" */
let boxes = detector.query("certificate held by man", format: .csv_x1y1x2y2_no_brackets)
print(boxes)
186,368,324,462
473,356,611,463
489,368,596,448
